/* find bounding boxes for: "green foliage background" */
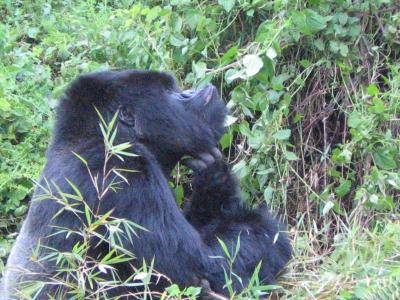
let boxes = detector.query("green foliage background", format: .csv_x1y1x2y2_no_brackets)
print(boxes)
0,0,399,298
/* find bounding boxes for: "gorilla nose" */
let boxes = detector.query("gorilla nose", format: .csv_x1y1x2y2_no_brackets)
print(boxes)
182,84,216,106
180,84,216,106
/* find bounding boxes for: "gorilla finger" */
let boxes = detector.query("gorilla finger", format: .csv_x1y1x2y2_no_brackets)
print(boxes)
182,158,207,172
210,147,222,160
189,159,208,172
197,153,215,166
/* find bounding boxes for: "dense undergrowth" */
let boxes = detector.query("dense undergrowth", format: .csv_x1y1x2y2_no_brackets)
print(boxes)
0,0,399,299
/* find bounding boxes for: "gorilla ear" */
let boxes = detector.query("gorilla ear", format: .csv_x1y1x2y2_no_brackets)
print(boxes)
118,105,135,126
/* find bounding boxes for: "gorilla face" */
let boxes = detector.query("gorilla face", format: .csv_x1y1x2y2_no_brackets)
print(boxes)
175,84,227,141
59,70,227,173
114,70,227,170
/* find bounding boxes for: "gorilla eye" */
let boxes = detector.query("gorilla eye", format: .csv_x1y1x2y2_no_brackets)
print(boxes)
181,90,194,99
118,105,135,126
178,90,195,101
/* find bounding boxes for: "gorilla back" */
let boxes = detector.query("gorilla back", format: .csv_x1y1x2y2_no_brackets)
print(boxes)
2,70,291,299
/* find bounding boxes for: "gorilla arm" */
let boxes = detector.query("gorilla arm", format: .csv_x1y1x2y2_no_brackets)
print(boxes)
102,143,228,293
184,159,292,288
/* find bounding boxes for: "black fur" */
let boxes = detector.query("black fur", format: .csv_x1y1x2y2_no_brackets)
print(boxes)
2,70,291,299
186,161,292,289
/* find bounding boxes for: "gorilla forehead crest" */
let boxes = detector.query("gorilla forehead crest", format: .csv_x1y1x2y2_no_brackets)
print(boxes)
65,70,179,105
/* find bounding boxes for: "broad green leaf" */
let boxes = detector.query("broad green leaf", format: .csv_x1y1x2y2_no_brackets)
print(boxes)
271,73,290,91
224,115,238,127
273,129,291,140
337,13,348,25
367,84,379,96
192,61,207,79
145,6,162,23
348,112,364,128
166,284,181,296
292,9,328,35
263,187,274,202
14,205,28,217
220,132,232,150
255,20,276,42
373,148,397,170
339,43,348,57
184,9,201,30
285,151,299,161
170,34,187,47
232,160,250,179
314,39,325,51
300,59,311,68
225,68,242,82
0,98,10,111
329,41,339,53
27,27,39,38
218,0,235,12
266,47,277,60
369,194,379,204
170,14,183,32
186,286,201,296
267,90,282,104
368,98,385,115
243,54,263,77
335,178,351,197
221,46,238,65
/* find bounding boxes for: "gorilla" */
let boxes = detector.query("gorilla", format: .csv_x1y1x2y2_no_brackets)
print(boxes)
2,70,291,299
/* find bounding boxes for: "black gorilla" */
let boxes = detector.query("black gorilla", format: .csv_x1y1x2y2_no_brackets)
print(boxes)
2,70,291,299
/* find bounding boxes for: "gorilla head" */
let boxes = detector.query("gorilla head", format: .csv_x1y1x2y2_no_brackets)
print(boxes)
56,70,227,173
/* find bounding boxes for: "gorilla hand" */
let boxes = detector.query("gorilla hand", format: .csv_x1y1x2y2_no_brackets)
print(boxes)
182,147,222,173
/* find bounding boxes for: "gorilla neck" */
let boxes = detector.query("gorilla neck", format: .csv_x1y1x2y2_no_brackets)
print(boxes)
144,143,180,177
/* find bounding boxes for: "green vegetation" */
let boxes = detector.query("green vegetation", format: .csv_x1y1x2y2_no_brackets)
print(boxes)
1,0,399,299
